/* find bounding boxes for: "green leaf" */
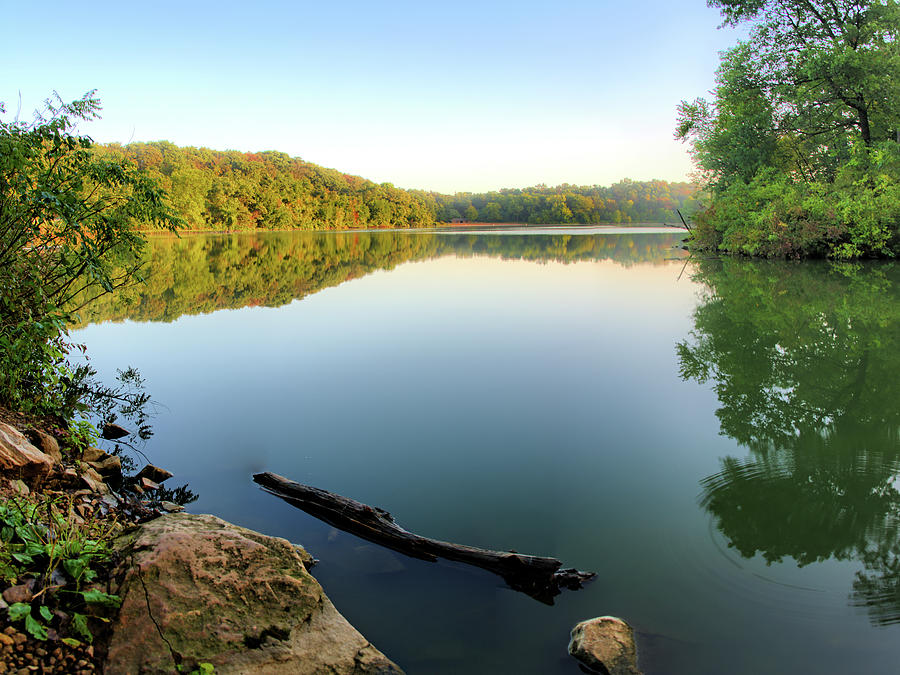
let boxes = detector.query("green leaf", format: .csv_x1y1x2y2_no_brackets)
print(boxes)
80,588,122,608
71,613,92,643
7,602,30,621
61,637,82,647
63,557,88,580
39,605,53,622
24,541,45,557
25,613,48,640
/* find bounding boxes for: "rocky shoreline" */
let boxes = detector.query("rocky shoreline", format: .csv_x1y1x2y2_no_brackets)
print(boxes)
0,417,401,674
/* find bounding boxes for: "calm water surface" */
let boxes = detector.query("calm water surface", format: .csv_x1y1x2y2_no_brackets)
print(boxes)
72,229,900,674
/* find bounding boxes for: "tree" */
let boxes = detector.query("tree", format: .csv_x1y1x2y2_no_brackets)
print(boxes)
482,201,502,222
675,0,900,257
0,91,180,415
710,0,900,148
676,43,780,189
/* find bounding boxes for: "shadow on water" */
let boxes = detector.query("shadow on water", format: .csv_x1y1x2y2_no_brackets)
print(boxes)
678,258,900,625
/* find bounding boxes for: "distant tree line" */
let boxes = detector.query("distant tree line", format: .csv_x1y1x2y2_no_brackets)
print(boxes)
432,180,697,224
92,141,697,231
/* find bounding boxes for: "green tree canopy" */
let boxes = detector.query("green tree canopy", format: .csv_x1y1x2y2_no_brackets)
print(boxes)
677,0,900,258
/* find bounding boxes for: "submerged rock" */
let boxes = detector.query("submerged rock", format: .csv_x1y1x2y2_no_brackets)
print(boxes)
0,423,54,477
568,616,642,675
101,423,130,440
105,513,403,674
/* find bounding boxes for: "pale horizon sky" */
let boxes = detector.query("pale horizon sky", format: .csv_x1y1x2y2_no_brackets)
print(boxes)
5,1,742,194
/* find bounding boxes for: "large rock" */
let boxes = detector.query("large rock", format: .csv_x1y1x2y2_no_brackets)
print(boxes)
105,513,403,674
0,423,55,477
81,446,107,463
568,616,642,675
24,429,62,464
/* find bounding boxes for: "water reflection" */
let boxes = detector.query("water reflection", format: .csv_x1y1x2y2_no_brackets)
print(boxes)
679,259,900,624
74,229,686,325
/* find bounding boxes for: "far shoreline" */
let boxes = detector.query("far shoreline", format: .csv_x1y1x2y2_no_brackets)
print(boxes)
139,221,687,236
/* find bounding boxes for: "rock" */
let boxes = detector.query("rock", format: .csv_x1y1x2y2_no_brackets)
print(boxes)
101,423,130,440
104,513,403,675
159,501,184,513
136,463,174,484
0,423,54,477
23,429,62,464
78,466,109,495
87,454,122,489
81,447,107,463
139,476,159,491
8,479,29,496
568,616,642,675
2,584,34,605
88,454,121,476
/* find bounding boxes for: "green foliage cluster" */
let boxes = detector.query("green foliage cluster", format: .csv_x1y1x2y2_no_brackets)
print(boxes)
72,230,688,326
0,92,179,420
89,141,696,230
432,179,697,224
0,495,122,644
677,0,900,258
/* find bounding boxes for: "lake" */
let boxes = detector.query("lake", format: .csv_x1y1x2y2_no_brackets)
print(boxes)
71,227,900,674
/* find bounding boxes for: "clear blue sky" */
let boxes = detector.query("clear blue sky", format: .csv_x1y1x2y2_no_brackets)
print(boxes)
5,1,741,193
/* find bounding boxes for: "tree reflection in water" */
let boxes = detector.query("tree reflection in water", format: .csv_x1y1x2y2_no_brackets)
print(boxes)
73,229,686,326
679,259,900,625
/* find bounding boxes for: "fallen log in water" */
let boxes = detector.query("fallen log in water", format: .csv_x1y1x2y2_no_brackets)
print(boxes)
253,471,596,604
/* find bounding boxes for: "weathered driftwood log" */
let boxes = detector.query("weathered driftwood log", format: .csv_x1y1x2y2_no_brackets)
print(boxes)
253,471,595,604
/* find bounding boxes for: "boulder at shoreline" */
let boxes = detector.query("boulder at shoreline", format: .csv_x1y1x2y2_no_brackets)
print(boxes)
0,422,54,477
105,513,403,674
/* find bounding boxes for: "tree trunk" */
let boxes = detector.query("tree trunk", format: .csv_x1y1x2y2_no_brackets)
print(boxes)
859,106,872,145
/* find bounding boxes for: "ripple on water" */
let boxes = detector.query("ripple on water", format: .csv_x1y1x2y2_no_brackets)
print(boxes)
697,453,900,627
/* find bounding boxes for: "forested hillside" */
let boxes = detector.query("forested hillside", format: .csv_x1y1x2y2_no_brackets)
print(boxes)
95,142,436,230
94,141,696,230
